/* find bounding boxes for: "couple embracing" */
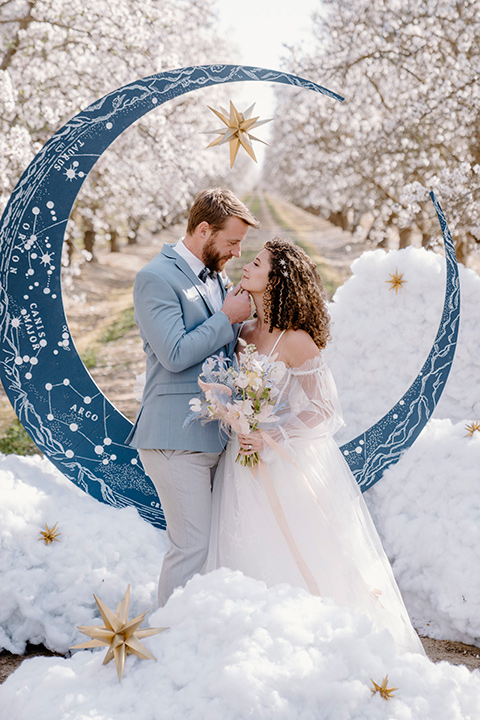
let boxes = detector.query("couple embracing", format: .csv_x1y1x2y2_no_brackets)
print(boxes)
127,188,424,656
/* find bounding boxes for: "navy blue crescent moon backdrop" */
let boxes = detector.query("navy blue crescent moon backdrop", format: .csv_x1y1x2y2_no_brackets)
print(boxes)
0,65,459,529
340,192,460,491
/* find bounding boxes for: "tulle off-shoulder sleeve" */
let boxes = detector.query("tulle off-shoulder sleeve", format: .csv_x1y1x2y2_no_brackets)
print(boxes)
259,355,344,452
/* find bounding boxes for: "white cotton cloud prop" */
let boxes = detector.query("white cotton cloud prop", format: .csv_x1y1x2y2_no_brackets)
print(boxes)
323,246,480,645
1,571,479,720
0,453,167,654
1,245,480,663
365,418,480,645
326,247,480,443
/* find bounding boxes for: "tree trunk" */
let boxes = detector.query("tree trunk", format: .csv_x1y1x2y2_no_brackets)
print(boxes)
421,232,432,249
127,222,139,245
399,228,411,249
327,211,349,230
455,239,468,266
109,230,119,253
83,228,96,261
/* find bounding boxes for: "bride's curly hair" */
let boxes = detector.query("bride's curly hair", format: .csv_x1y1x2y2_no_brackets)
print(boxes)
263,238,331,349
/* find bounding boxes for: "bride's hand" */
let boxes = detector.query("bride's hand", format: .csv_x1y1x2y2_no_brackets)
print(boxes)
238,431,264,454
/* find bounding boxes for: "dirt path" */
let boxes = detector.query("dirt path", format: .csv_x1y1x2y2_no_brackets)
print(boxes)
1,193,480,679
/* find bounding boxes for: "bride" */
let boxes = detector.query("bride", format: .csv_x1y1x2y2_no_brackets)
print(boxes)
205,237,425,656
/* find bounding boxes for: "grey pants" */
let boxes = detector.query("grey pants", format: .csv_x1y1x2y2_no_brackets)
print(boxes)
139,448,221,606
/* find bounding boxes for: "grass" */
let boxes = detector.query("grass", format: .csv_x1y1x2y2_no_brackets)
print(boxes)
263,196,294,234
263,194,342,297
242,193,261,219
0,418,42,456
81,347,98,369
100,306,136,344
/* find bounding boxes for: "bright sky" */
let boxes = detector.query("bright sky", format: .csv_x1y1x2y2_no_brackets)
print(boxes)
216,0,318,71
215,0,320,162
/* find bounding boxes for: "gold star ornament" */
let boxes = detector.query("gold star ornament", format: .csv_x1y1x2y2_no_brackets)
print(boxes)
204,101,272,168
71,585,168,682
370,675,398,700
39,522,61,545
386,268,406,294
465,420,480,437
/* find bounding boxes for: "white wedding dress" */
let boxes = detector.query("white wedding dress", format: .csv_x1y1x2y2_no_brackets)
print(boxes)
205,341,424,655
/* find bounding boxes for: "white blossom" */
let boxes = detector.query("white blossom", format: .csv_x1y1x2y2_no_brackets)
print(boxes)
264,0,480,262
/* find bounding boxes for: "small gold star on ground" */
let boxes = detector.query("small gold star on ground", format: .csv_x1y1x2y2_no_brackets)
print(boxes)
71,585,168,682
370,675,398,700
39,522,61,545
386,268,407,293
204,100,272,168
465,420,480,437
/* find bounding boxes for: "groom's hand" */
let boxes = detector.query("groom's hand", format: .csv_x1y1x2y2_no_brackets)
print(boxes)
221,283,251,324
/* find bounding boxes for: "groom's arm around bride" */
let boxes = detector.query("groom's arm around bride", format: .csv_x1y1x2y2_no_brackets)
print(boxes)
127,188,259,606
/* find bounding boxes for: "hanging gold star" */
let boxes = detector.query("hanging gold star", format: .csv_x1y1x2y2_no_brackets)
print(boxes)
386,268,406,294
39,522,61,545
465,420,480,437
204,100,272,168
370,675,398,700
71,585,168,682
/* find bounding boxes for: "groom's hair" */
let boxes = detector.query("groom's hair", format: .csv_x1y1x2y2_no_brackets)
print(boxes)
186,188,259,235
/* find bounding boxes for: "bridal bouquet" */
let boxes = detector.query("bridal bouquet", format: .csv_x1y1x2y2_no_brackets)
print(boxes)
188,344,286,466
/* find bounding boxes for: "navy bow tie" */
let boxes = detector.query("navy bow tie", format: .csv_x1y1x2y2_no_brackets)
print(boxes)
198,266,218,283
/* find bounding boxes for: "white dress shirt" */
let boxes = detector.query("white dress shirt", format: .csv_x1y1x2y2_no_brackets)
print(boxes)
173,237,223,312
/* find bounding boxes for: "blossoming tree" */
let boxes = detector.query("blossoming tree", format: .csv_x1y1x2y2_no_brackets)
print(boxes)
263,0,480,262
0,0,231,258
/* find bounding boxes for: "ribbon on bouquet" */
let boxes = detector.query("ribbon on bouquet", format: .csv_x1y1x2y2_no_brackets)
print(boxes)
249,431,321,596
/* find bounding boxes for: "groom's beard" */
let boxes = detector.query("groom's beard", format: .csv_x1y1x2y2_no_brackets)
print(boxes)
202,235,229,272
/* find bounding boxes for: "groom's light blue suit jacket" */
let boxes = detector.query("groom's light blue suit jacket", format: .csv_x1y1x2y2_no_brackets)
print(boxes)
126,243,236,452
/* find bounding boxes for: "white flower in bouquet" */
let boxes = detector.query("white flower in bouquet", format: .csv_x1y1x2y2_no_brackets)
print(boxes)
187,345,286,466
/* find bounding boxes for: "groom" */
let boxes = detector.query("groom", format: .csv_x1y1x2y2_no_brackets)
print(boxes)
127,188,259,605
